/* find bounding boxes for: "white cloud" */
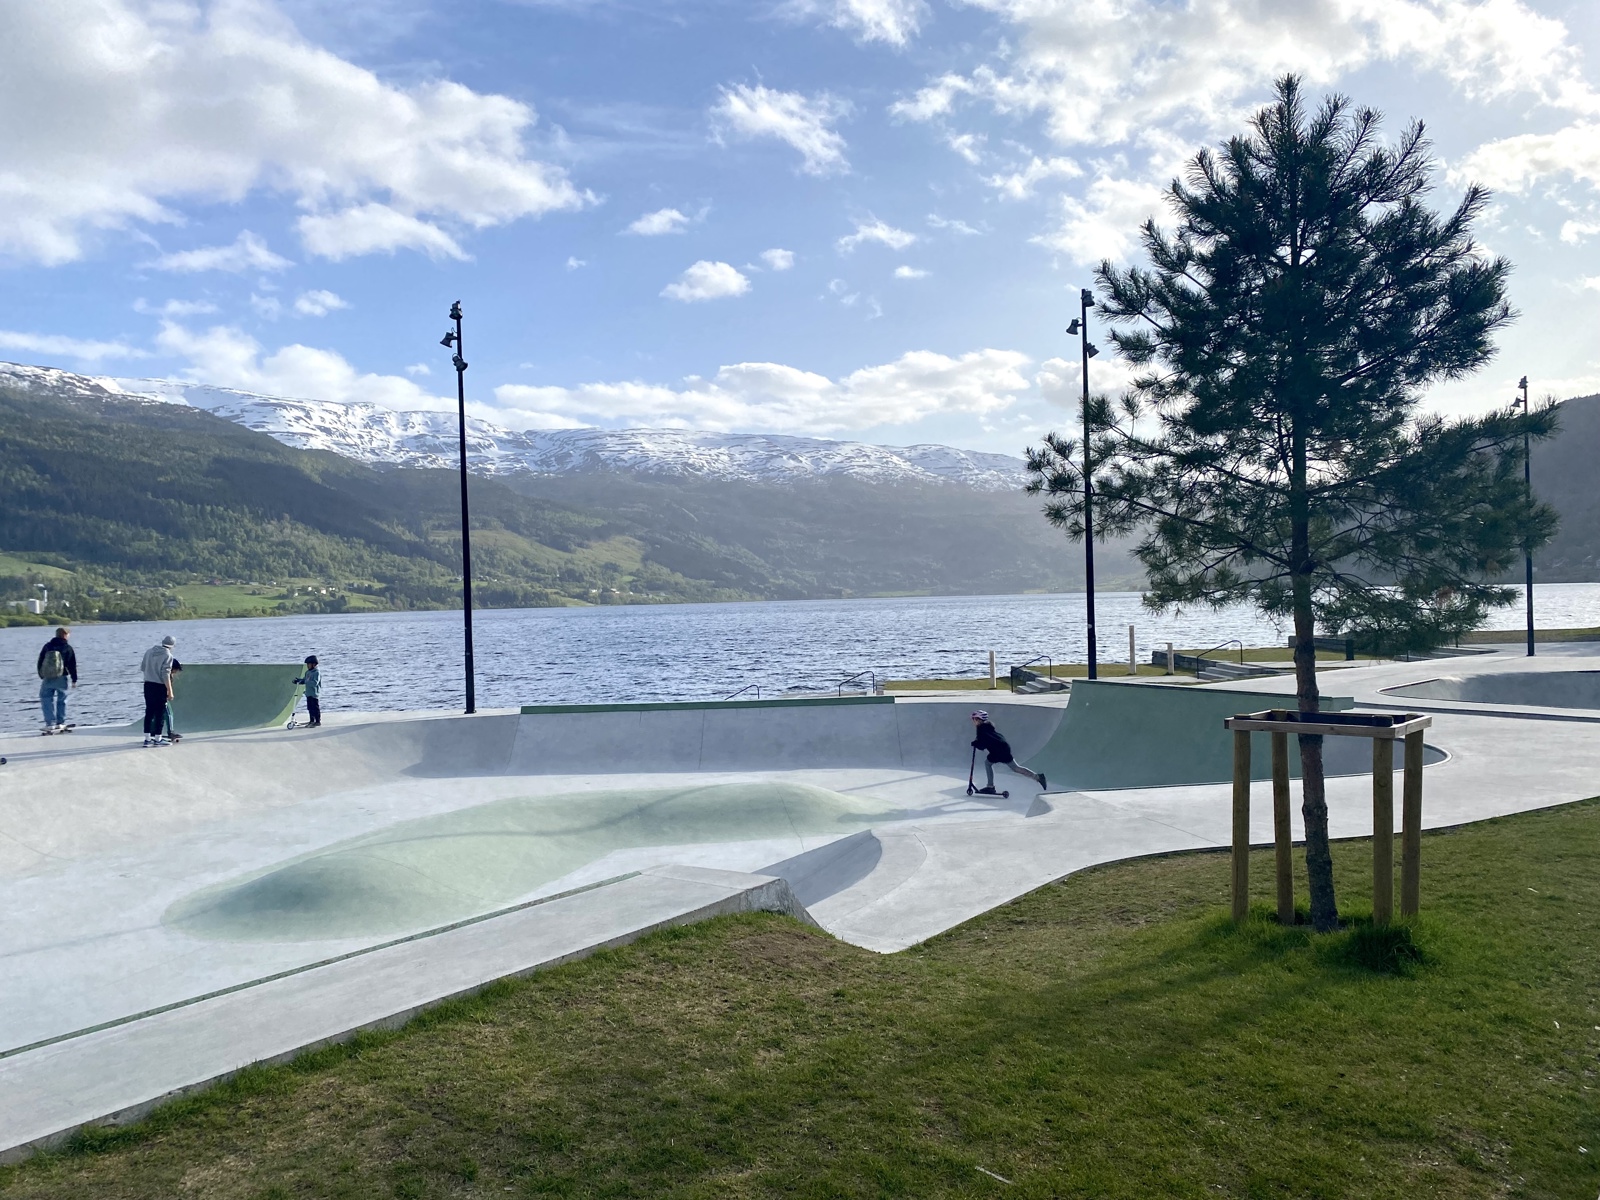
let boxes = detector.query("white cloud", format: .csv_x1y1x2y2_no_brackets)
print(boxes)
712,84,850,176
894,265,929,279
838,218,916,253
156,320,449,411
133,298,218,318
151,231,291,274
1563,220,1600,244
897,0,1599,151
492,348,1031,433
297,205,467,261
1035,173,1168,265
789,0,926,46
0,0,586,265
661,260,752,302
0,330,147,363
405,362,432,377
1461,122,1600,193
294,289,349,317
947,132,985,163
566,256,587,270
1034,354,1138,406
760,248,796,271
986,155,1082,200
625,207,691,236
927,214,982,236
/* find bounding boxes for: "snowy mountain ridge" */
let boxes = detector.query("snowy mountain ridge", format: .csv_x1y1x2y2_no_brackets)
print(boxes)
0,361,1028,490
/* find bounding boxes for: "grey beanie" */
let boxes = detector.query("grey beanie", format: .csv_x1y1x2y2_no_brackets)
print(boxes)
161,635,176,647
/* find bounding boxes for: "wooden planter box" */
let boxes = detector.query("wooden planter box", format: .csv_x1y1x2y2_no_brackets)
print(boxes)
1222,709,1432,926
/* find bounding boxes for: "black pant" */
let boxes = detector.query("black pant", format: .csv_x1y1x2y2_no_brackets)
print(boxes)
306,696,321,725
143,682,167,737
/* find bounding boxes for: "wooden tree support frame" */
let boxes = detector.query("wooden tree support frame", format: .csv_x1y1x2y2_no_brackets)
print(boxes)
1222,710,1433,926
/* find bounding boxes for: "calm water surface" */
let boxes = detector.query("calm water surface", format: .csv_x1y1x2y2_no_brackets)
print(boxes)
4,585,1598,734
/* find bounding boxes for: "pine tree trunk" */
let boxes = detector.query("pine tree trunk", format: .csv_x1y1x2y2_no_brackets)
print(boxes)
1290,422,1339,931
1292,595,1338,930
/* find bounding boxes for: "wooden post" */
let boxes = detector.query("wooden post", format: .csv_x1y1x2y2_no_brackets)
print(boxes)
1232,729,1251,922
1165,642,1174,675
1371,737,1394,926
988,650,997,690
1271,731,1293,924
1128,625,1137,675
1401,730,1424,917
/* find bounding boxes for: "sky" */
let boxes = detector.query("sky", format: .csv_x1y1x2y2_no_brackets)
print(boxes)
3,0,1600,456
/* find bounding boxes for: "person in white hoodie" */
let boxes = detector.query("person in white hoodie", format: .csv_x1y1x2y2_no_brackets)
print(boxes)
140,635,177,747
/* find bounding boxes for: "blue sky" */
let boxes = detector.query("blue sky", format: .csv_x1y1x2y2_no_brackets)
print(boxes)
4,0,1600,455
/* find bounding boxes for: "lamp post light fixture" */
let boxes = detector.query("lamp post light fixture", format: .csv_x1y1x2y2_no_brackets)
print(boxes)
439,300,477,713
1065,287,1101,679
1513,375,1534,658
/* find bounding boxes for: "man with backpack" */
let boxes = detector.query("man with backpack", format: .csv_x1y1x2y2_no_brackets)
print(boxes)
36,627,77,735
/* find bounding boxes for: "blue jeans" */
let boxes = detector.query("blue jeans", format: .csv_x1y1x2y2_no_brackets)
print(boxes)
40,678,68,726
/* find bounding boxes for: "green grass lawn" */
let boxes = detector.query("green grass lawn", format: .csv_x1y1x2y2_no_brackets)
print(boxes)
0,553,73,580
5,802,1598,1198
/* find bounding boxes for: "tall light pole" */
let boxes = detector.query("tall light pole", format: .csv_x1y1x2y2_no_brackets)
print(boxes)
1066,287,1101,679
1513,374,1534,658
439,301,477,712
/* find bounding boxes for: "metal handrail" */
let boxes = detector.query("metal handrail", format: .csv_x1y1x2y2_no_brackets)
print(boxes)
836,670,877,696
1192,638,1245,665
1015,654,1054,678
724,683,762,700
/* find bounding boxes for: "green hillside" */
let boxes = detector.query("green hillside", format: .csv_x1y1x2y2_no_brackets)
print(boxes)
0,380,1135,621
0,384,745,619
1528,392,1600,581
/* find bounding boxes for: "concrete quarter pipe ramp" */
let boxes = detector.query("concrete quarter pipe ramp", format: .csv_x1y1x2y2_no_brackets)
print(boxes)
1022,680,1363,790
158,664,303,733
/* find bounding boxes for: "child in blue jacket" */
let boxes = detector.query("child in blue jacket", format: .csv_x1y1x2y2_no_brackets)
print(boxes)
295,656,322,727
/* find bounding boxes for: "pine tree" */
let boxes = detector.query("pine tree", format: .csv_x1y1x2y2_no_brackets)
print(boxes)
1026,76,1556,931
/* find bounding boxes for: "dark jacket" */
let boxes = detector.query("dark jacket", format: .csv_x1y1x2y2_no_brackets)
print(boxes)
971,721,1013,763
37,636,78,684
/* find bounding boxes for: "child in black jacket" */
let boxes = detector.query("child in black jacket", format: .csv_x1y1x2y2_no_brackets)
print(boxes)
970,710,1047,793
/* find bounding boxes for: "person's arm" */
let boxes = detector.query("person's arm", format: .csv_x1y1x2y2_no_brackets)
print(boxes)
65,644,78,685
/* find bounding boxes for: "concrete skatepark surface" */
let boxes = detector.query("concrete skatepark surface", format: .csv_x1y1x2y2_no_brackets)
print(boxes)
2,650,1599,1158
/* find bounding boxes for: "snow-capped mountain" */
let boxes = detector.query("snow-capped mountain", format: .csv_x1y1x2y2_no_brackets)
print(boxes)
0,362,1028,491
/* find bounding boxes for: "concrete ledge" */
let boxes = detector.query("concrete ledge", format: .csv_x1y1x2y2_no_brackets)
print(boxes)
519,695,892,715
0,866,813,1164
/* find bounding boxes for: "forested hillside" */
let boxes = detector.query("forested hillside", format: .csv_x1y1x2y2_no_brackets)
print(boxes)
0,379,1136,620
1529,393,1600,582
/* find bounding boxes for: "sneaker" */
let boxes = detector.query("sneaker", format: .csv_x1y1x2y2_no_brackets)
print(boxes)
976,785,999,796
142,737,152,747
1038,773,1048,790
41,727,54,736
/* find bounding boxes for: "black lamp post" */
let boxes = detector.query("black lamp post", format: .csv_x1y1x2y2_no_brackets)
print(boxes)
1513,374,1534,658
439,301,477,712
1066,287,1101,679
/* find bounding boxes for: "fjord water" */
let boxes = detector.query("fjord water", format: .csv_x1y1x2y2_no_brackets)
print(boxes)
5,585,1600,734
